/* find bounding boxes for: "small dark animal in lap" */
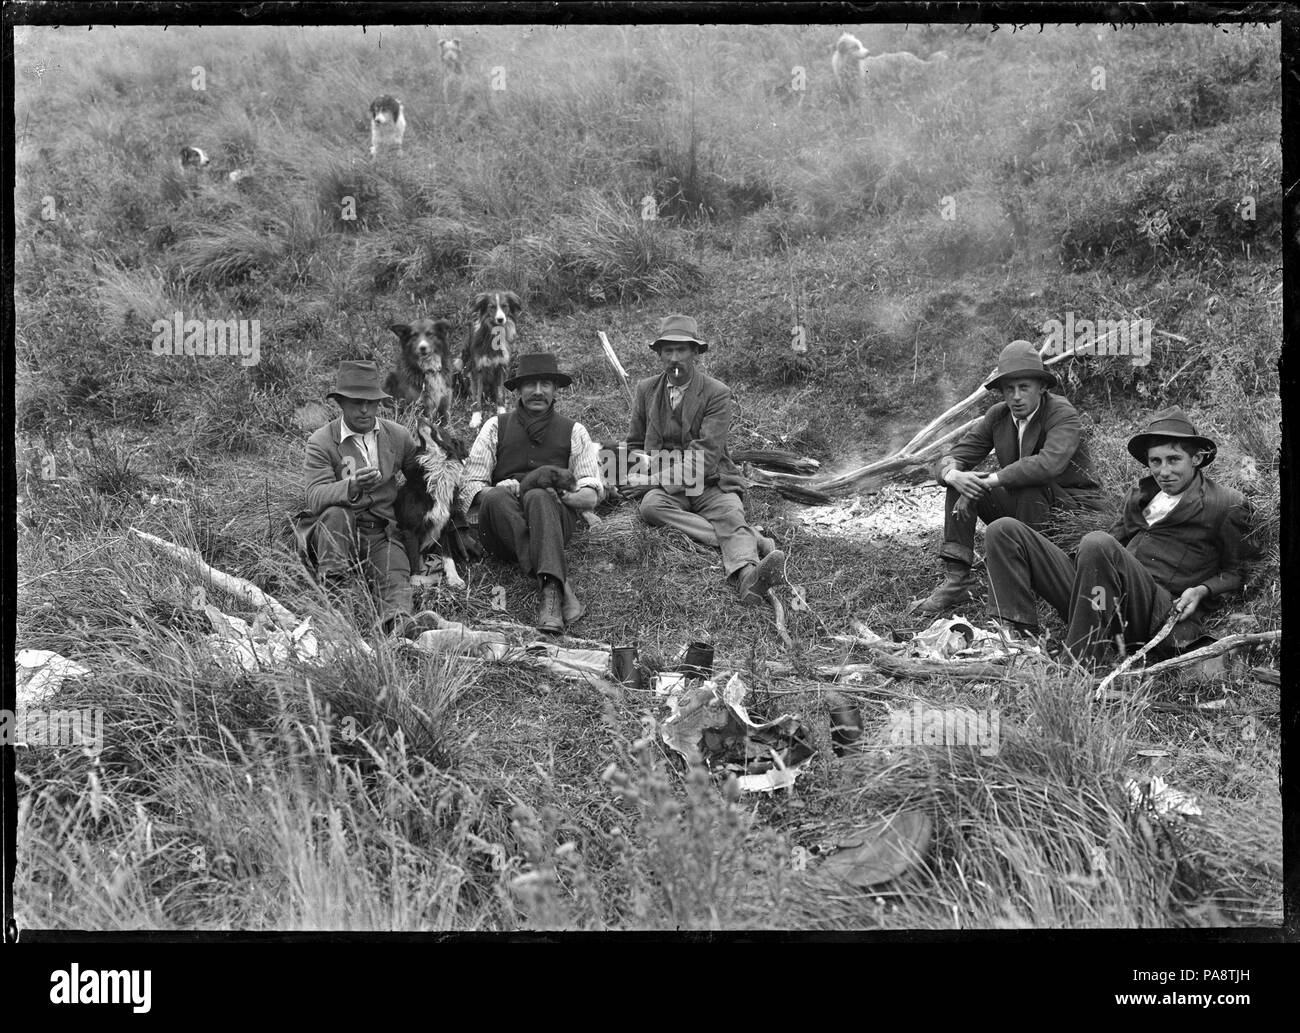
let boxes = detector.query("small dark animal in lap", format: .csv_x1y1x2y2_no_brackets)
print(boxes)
517,464,577,499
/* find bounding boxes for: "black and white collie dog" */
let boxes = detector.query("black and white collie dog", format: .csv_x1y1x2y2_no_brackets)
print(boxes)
369,95,406,156
177,145,254,185
461,290,521,428
395,421,477,589
178,145,210,170
385,318,460,426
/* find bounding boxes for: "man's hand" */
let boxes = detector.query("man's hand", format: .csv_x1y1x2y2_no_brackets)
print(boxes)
1173,585,1210,620
495,478,521,497
561,487,598,511
945,469,991,501
350,466,382,498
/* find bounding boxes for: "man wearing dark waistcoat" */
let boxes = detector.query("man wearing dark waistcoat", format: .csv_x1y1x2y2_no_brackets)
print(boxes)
292,360,433,639
914,339,1104,615
459,352,605,633
626,315,787,604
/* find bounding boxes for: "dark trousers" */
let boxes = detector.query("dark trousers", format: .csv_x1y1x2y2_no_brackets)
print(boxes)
940,483,1064,566
308,506,412,620
478,487,576,584
985,520,1176,661
639,485,760,577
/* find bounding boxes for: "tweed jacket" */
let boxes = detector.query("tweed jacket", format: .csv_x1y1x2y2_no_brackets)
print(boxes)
291,417,423,562
1106,471,1259,601
934,391,1101,497
627,370,746,494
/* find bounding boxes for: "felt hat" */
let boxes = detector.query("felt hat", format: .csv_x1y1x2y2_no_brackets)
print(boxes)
1126,407,1217,467
983,340,1058,391
326,360,392,402
504,352,573,390
651,314,708,354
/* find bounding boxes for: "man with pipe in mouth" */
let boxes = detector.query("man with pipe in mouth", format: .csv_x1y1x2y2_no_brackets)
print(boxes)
624,315,787,604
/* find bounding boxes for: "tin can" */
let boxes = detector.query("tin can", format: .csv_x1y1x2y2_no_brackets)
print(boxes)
829,697,864,756
611,645,641,689
680,641,714,680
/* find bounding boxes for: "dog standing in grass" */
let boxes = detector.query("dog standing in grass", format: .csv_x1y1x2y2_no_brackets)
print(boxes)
369,95,406,156
385,318,461,426
462,290,521,428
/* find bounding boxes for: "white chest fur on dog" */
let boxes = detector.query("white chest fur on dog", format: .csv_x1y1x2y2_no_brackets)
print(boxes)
369,95,407,156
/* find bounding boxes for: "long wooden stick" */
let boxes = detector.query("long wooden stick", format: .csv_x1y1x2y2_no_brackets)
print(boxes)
597,331,635,406
1140,630,1280,677
129,527,299,627
1093,610,1181,700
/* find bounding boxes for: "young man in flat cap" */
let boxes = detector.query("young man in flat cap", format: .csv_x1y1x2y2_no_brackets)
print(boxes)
460,352,605,633
914,339,1103,615
626,315,787,604
983,407,1260,662
293,360,433,639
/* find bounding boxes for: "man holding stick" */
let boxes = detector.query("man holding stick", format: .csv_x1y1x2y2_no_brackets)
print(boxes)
914,340,1103,615
982,408,1260,663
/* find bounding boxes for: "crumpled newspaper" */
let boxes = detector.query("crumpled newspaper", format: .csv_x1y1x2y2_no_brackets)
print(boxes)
204,605,343,671
660,673,813,792
16,650,93,709
1125,774,1203,819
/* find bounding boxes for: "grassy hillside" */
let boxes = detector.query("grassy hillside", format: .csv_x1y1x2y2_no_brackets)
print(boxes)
12,21,1283,930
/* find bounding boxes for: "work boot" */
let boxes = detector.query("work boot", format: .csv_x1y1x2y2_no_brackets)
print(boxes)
912,560,978,615
736,550,788,606
561,582,585,625
536,578,564,634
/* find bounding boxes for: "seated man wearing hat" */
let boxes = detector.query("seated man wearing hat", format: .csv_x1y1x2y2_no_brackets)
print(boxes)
626,315,787,604
293,360,431,638
914,339,1103,615
983,408,1260,662
459,352,605,633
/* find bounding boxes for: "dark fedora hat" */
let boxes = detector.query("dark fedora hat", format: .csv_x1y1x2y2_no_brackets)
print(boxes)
983,340,1058,391
651,314,708,354
326,360,392,402
504,352,573,391
1127,407,1217,467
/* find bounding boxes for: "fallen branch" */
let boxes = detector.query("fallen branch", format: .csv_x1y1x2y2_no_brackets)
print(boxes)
768,587,793,649
129,527,298,627
733,449,821,475
812,417,978,496
1093,611,1180,700
745,466,833,505
1139,630,1280,678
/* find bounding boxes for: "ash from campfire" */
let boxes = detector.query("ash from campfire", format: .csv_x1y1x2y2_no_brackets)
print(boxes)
799,483,945,546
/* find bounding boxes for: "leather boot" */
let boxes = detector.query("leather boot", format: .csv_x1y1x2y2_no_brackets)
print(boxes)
561,582,585,625
736,550,788,606
536,578,564,634
912,560,978,615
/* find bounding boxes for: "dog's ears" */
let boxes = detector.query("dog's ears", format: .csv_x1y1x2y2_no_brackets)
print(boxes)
505,291,522,314
389,323,410,340
472,292,489,313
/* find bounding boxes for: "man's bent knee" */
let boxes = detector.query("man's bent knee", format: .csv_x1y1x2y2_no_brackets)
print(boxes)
639,490,673,524
986,516,1029,546
1077,529,1117,557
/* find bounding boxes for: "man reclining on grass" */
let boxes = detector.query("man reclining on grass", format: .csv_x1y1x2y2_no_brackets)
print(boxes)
982,408,1261,664
624,314,787,605
914,340,1104,615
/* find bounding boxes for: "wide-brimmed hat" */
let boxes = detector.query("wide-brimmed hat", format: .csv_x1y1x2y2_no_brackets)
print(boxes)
983,340,1058,391
651,314,708,354
327,360,392,402
1126,407,1217,467
504,352,573,390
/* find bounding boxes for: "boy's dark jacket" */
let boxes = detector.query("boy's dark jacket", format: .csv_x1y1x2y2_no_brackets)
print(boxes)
1108,470,1259,603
